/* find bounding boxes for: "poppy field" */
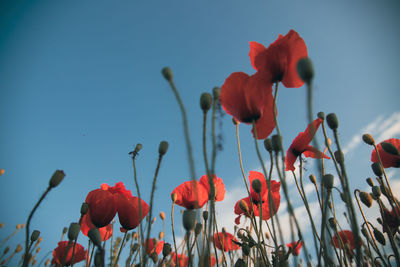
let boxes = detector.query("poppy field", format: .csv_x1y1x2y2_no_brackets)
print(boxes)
1,29,400,267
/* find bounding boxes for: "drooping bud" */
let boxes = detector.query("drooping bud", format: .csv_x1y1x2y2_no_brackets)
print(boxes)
366,177,374,187
68,223,80,241
49,170,65,188
161,67,173,82
359,192,373,208
309,174,316,184
317,112,325,120
202,211,208,221
361,227,368,238
372,186,381,199
251,179,262,194
362,134,375,145
158,141,169,156
323,174,334,190
30,230,40,242
162,243,172,258
195,223,202,236
326,113,338,130
297,57,314,84
182,209,196,231
371,162,383,177
334,150,344,164
88,228,102,248
381,142,399,155
264,138,272,152
271,135,283,152
159,212,165,220
340,192,348,203
200,93,213,112
373,228,386,245
377,217,383,225
80,202,89,215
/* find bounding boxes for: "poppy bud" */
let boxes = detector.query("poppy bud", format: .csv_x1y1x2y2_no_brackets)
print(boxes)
213,86,221,99
242,243,250,256
49,170,65,188
158,141,169,156
309,174,316,184
334,150,344,164
317,112,325,120
182,209,196,231
3,247,9,255
328,217,337,230
171,193,177,203
271,135,282,152
326,138,332,147
0,222,4,229
323,174,334,190
232,118,239,125
264,138,272,152
234,259,246,267
202,211,208,221
381,142,399,155
239,200,250,215
80,202,89,215
359,191,373,208
380,185,390,198
340,193,348,203
372,186,381,199
30,230,40,242
373,228,386,245
162,243,172,257
297,57,314,84
366,177,374,187
194,223,202,236
159,212,165,220
36,247,41,253
94,248,104,267
326,113,338,130
362,134,375,145
159,232,164,240
371,162,383,177
152,217,156,224
15,244,22,253
200,93,213,112
68,223,80,241
251,179,262,194
161,67,173,82
361,227,368,238
377,217,383,225
0,169,4,176
88,228,102,248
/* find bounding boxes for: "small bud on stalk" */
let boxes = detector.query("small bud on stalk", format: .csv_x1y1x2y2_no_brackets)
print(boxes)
317,112,325,120
371,162,383,177
297,57,314,84
161,67,173,82
68,223,80,241
242,243,250,256
30,230,40,242
159,212,165,220
162,243,172,257
362,134,375,145
372,186,381,199
195,223,202,236
309,174,316,184
200,93,213,112
251,179,262,194
366,177,374,187
49,170,65,188
323,174,334,190
80,202,89,215
171,193,177,203
88,228,102,248
202,211,208,221
264,139,272,152
234,259,246,267
271,135,282,152
359,191,373,208
158,141,169,156
334,150,344,164
326,113,339,130
182,209,196,231
328,217,337,230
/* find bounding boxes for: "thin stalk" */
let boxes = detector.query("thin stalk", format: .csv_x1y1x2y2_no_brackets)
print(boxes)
171,202,179,266
114,232,127,267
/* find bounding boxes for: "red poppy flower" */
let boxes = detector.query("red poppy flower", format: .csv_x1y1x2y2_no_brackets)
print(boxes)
116,193,149,230
51,241,86,266
371,138,400,168
213,232,240,251
286,241,302,256
249,29,308,88
171,180,209,209
220,71,276,140
80,212,112,241
144,238,164,256
170,252,189,267
234,171,281,225
285,118,330,171
382,207,400,235
199,174,225,201
331,230,356,250
85,188,117,228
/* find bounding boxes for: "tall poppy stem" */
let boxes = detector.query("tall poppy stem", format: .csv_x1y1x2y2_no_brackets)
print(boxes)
113,232,127,267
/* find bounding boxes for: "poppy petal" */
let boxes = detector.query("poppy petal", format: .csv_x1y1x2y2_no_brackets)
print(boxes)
249,41,267,72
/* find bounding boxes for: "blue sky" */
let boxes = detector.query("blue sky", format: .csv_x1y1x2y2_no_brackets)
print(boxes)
0,1,399,265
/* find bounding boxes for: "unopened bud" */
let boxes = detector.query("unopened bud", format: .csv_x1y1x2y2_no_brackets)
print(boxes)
200,93,213,112
371,162,383,177
334,150,344,164
239,200,250,215
158,141,169,156
362,134,375,145
81,202,89,215
377,217,383,225
0,169,4,176
372,186,381,199
30,230,40,242
326,113,338,130
323,174,334,190
171,193,177,203
15,244,22,253
195,223,202,236
159,232,164,240
182,209,196,231
373,228,386,245
234,259,246,267
361,227,369,238
366,177,374,187
380,185,390,198
326,138,332,147
161,67,173,82
162,243,172,257
0,222,4,229
68,223,80,241
232,118,238,125
49,170,65,188
297,57,314,84
340,193,348,203
16,224,21,230
309,174,316,184
381,142,399,155
271,134,282,152
317,112,325,120
88,228,102,248
213,86,221,99
159,212,165,220
242,243,250,256
359,192,373,208
328,217,337,230
62,227,68,234
265,232,270,240
264,139,272,152
251,179,262,194
36,247,41,253
152,217,156,224
202,211,208,221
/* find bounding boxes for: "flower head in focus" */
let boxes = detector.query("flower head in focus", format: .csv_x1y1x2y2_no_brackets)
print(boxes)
285,118,330,171
249,29,308,88
51,241,86,266
85,188,117,228
371,138,400,168
213,232,240,251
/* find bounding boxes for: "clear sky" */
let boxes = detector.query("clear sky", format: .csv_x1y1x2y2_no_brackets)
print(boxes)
0,1,399,265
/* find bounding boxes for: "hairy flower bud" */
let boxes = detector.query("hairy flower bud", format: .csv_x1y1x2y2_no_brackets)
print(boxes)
202,211,209,221
323,174,334,190
171,193,177,203
297,57,314,84
381,142,399,155
359,191,373,208
362,134,375,145
182,209,196,231
328,217,337,230
162,243,172,258
366,177,374,187
372,186,381,199
239,200,250,215
309,174,316,184
30,230,40,242
68,223,80,241
200,93,213,112
326,113,338,130
80,202,89,215
271,134,282,152
158,141,169,156
195,223,202,236
334,150,344,164
88,228,102,248
49,170,65,188
371,162,383,177
251,179,262,194
234,259,246,267
242,243,250,256
373,228,386,245
161,67,173,82
15,244,22,253
159,212,165,220
62,227,68,234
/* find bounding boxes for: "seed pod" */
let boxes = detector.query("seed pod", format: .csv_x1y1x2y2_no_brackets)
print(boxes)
49,170,65,188
195,223,202,236
371,163,383,177
213,87,221,100
88,228,102,248
373,228,386,245
372,186,381,199
334,150,344,164
381,142,400,155
323,174,334,190
362,134,375,145
158,141,169,156
264,138,272,152
182,209,196,231
366,177,374,187
161,67,173,82
30,230,40,242
251,179,262,194
68,223,80,241
326,113,338,130
200,93,213,112
296,57,314,84
317,112,325,120
162,243,172,257
80,203,89,215
271,135,282,152
359,192,373,208
202,211,209,221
